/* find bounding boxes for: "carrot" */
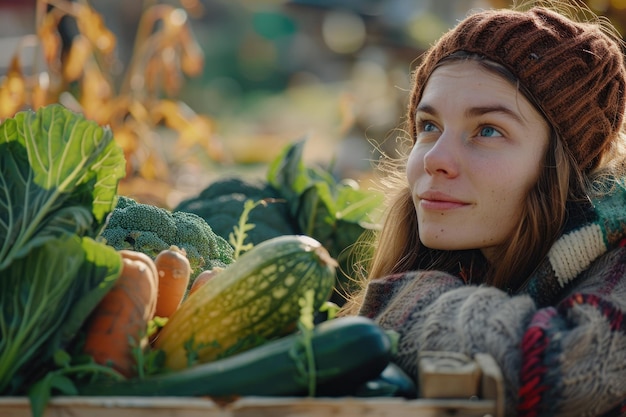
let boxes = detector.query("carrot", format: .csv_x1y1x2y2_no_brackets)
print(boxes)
82,250,159,378
154,245,191,318
188,266,223,296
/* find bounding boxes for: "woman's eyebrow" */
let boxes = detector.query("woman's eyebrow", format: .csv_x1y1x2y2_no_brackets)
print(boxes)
416,103,524,125
465,105,524,124
415,104,437,116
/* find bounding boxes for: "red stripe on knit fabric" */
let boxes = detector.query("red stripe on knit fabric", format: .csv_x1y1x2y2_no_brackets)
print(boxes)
517,309,558,417
518,294,626,416
518,374,547,398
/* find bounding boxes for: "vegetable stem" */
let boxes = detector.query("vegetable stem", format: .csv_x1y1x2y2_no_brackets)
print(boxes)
229,199,268,259
297,289,317,396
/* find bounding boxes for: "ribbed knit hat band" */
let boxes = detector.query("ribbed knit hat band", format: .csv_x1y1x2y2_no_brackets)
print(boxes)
409,7,626,171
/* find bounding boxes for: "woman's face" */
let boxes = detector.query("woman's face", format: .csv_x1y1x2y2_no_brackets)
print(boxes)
406,60,550,261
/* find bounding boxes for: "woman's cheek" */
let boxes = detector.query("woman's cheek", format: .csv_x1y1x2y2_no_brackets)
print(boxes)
406,147,424,187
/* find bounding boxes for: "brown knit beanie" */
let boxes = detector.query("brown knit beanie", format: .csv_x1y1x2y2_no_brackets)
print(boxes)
408,7,626,172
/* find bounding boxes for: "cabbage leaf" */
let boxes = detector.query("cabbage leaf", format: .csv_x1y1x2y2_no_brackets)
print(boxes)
0,104,126,270
0,235,122,394
0,104,126,394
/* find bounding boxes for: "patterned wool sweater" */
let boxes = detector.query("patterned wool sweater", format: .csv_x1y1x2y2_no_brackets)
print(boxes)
358,183,626,417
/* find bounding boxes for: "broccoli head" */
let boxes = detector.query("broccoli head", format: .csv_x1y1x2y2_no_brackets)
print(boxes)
101,196,234,277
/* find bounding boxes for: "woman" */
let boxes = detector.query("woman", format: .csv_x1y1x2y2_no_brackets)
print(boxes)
342,2,626,416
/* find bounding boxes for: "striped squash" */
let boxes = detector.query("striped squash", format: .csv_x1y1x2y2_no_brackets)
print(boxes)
154,235,337,370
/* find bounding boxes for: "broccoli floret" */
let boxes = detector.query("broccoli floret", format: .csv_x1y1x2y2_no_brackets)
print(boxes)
172,211,234,268
101,196,234,277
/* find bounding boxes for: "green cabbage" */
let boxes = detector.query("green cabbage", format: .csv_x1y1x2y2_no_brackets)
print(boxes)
0,104,126,394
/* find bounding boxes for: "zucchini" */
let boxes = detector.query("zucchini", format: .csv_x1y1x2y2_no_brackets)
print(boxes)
78,316,392,397
154,235,337,370
349,363,418,398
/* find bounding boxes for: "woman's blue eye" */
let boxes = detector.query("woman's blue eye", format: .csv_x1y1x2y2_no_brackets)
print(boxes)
423,122,438,132
479,126,502,137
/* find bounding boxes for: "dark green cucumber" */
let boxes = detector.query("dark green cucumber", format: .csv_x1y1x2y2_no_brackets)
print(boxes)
349,362,418,398
78,316,391,397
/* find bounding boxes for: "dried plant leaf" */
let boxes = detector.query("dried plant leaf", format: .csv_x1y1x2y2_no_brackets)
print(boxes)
63,35,92,81
113,125,140,155
128,100,152,127
175,114,211,150
163,8,187,39
74,5,116,55
0,86,21,119
152,99,188,130
4,0,224,203
80,65,113,123
178,115,225,161
0,57,26,117
38,13,62,65
139,152,169,180
107,96,131,121
31,73,51,110
181,40,204,77
162,55,182,96
152,100,223,161
144,55,162,95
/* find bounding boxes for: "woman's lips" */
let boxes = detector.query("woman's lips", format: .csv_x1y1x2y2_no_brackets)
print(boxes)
418,191,469,211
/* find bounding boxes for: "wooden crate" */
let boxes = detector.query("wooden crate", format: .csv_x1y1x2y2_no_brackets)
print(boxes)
0,352,504,417
0,396,500,417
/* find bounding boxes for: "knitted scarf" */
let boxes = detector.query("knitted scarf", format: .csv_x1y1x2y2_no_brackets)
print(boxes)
516,181,626,417
524,181,626,307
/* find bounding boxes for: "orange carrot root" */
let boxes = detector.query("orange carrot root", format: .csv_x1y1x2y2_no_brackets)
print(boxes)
82,250,159,378
154,245,191,318
188,267,223,296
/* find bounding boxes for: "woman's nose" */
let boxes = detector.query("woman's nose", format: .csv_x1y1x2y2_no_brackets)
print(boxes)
422,132,459,178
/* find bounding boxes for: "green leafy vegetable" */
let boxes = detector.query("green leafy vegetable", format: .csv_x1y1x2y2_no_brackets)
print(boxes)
174,176,298,245
27,349,125,417
267,140,383,249
0,104,126,396
0,235,122,394
267,139,383,302
0,104,125,270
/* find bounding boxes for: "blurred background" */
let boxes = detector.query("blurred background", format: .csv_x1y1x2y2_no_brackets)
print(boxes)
1,0,625,207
